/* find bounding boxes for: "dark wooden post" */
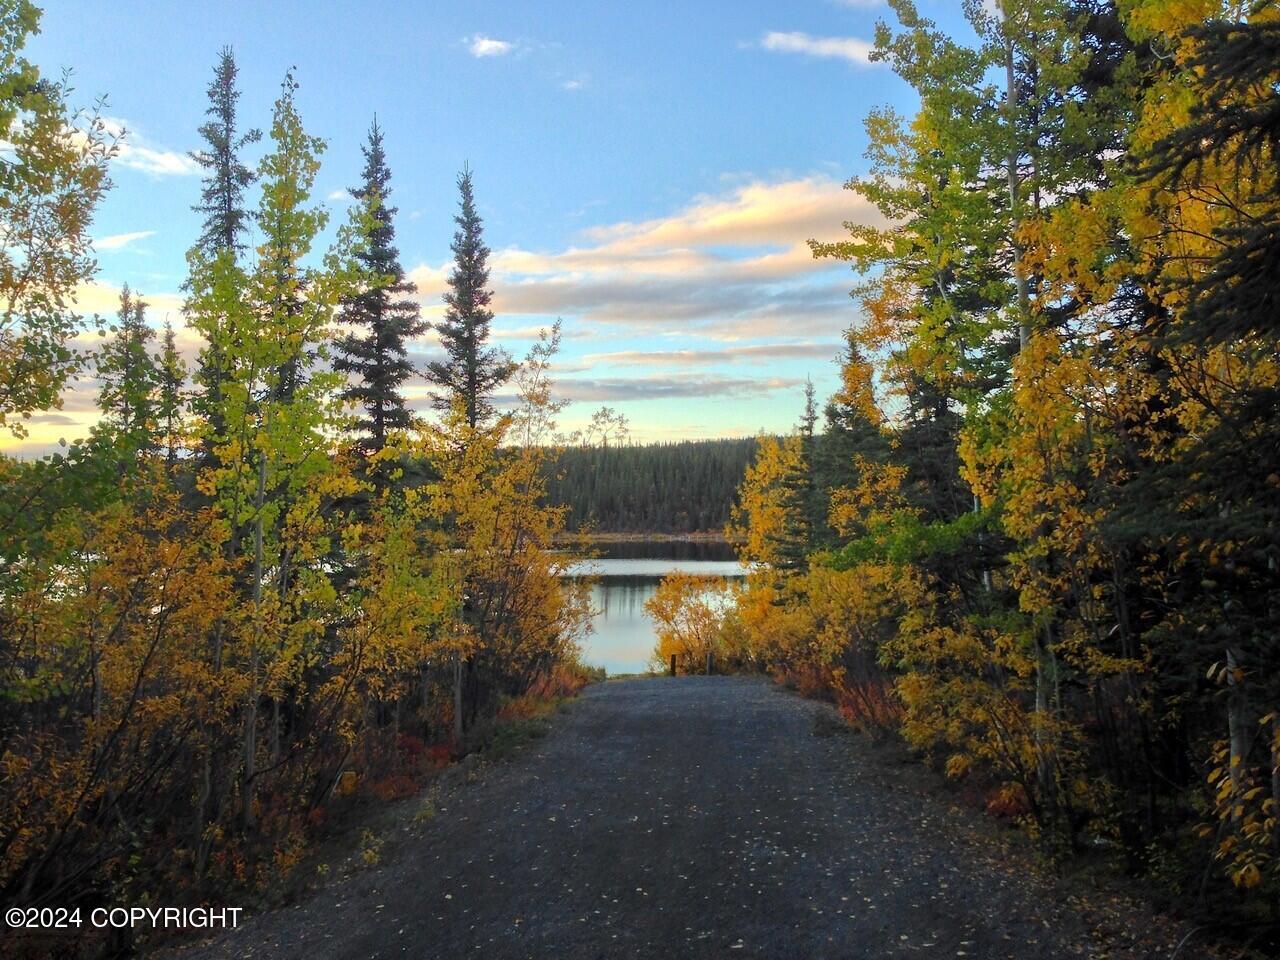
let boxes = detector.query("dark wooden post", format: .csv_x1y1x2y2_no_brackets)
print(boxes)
670,654,676,677
706,651,712,675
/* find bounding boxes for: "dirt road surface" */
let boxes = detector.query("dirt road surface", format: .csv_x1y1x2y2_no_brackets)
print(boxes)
170,677,1205,959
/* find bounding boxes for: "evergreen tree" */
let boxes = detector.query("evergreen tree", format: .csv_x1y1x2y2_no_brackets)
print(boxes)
730,434,811,577
190,46,260,257
816,336,887,478
771,456,814,574
96,285,159,459
188,46,260,461
426,167,515,430
799,378,818,439
334,119,426,470
156,319,187,467
544,438,757,533
795,381,824,551
1143,17,1279,346
813,335,891,545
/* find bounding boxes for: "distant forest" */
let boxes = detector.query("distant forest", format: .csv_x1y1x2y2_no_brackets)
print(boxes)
545,438,758,533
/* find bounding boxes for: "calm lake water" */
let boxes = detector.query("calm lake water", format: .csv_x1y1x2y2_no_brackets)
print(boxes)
569,540,746,676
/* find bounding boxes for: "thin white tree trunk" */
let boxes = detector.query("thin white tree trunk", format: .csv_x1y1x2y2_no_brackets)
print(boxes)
452,651,464,745
242,453,267,829
1226,646,1248,802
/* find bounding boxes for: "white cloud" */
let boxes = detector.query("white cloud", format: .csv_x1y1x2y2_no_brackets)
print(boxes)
94,230,155,252
760,30,875,66
467,34,515,58
406,175,884,342
102,118,201,177
504,375,807,405
71,279,184,318
328,189,349,201
561,75,588,91
582,343,836,368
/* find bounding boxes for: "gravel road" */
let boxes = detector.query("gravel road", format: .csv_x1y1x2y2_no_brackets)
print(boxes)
169,677,1205,959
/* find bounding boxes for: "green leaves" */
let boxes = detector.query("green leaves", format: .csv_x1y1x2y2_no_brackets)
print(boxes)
827,509,993,569
0,0,115,435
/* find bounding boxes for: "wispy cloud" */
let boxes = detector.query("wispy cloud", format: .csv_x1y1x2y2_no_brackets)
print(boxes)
103,118,201,177
583,343,836,368
94,230,155,252
516,375,806,404
71,279,184,318
6,174,876,450
405,376,801,410
404,175,883,338
397,174,880,419
759,31,875,66
467,34,515,58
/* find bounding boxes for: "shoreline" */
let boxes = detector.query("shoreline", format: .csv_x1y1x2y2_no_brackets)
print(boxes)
555,531,731,544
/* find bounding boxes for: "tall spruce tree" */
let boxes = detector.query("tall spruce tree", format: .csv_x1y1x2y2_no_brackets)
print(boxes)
334,120,425,470
191,47,260,256
189,47,260,459
96,285,159,461
156,319,187,467
426,166,514,430
797,378,827,546
816,334,889,485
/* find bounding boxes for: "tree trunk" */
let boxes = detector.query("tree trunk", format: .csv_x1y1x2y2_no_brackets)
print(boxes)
1226,646,1249,809
452,652,464,745
1034,628,1051,801
1002,5,1030,349
242,453,267,830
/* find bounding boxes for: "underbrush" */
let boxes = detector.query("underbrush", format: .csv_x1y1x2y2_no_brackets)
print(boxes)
116,662,598,959
466,661,601,760
772,663,901,737
774,664,1280,958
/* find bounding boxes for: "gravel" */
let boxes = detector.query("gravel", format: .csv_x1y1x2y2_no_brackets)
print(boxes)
167,676,1207,959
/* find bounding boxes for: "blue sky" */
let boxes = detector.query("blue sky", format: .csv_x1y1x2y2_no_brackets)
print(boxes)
15,0,972,451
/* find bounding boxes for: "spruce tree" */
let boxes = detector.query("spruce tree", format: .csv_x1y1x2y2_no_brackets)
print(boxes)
189,47,260,460
816,337,889,482
191,46,260,256
799,378,818,439
96,285,159,460
334,119,425,469
426,167,515,430
157,319,187,467
798,377,828,543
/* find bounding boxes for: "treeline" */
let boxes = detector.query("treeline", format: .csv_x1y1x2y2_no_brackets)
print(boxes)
652,0,1280,939
0,8,589,950
544,438,758,533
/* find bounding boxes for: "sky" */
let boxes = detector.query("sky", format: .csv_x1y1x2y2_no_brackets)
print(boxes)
12,0,974,454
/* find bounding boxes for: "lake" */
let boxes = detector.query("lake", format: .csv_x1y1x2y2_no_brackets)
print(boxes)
569,540,746,676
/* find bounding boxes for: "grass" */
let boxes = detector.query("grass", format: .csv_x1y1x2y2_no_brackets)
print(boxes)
468,714,554,762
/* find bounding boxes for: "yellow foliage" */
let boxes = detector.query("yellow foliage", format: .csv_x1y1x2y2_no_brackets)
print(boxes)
645,572,739,672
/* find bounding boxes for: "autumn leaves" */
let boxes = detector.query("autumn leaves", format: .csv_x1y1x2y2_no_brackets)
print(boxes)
676,0,1280,921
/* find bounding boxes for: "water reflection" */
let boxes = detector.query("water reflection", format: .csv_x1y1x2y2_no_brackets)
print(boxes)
571,541,746,676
